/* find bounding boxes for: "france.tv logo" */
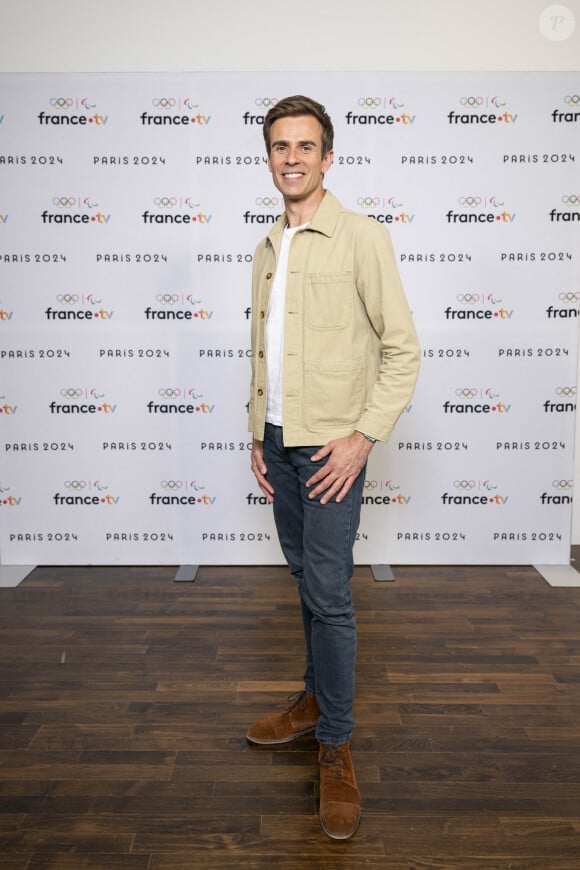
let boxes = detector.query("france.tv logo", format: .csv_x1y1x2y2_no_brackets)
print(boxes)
0,483,21,506
149,479,217,505
446,195,516,224
346,96,416,125
441,479,508,505
41,196,111,226
140,97,211,126
444,292,513,321
45,293,113,322
49,388,117,415
448,95,518,124
443,387,511,414
38,97,109,126
142,196,212,225
53,479,119,505
357,195,415,225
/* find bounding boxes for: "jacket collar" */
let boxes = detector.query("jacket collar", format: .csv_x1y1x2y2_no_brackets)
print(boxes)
266,189,342,247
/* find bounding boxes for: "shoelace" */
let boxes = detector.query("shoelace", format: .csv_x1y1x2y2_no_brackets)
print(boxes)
286,690,307,712
319,746,349,781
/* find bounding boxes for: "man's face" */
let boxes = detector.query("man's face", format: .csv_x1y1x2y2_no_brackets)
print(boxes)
267,115,333,205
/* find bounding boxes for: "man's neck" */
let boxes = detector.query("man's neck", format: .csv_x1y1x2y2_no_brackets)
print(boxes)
284,188,326,228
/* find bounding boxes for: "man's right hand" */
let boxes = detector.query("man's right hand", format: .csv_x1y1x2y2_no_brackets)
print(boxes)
251,438,275,503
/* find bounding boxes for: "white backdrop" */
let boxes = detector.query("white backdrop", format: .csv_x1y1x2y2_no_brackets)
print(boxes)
1,71,579,565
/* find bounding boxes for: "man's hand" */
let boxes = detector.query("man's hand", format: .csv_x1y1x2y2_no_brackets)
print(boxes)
306,431,374,505
251,438,275,503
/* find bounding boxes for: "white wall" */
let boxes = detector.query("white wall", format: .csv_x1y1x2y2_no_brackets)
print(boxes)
1,0,580,541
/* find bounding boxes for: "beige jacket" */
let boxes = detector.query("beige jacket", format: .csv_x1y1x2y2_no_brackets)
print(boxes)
248,190,420,446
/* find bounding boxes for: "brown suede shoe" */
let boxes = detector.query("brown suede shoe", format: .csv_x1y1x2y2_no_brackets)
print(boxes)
318,742,361,840
246,691,320,744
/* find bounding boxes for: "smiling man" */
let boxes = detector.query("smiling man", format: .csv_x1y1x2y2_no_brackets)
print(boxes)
247,95,419,840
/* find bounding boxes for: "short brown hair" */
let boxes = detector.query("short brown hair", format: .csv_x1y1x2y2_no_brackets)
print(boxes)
263,95,334,157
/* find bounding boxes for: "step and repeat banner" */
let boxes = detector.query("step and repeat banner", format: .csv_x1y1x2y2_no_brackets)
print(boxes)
1,72,579,566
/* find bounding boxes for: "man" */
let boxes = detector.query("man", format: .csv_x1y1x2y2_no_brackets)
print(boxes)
247,95,419,840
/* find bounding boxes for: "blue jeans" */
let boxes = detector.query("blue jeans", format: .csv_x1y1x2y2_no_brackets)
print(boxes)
263,423,366,745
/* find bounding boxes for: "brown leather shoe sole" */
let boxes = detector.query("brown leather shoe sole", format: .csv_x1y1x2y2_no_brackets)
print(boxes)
246,723,317,745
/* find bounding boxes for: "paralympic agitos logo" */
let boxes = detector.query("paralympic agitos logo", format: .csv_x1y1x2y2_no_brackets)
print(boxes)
38,97,109,126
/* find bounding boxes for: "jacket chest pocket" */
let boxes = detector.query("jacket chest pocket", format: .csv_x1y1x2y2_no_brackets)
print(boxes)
305,271,354,331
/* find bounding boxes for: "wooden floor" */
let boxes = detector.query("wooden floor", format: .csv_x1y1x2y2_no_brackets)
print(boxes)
1,560,580,869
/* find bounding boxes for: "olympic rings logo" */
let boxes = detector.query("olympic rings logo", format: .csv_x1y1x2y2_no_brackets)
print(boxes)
357,197,381,208
60,388,83,398
65,480,87,490
154,197,177,208
53,196,76,208
562,194,580,206
453,480,476,490
456,293,480,304
152,98,176,108
455,387,478,398
565,95,580,106
553,479,573,490
358,97,382,108
255,197,279,208
255,98,278,108
460,96,483,108
559,291,580,302
50,98,73,109
156,293,179,304
161,480,183,489
555,386,576,396
57,294,80,305
158,388,182,398
364,480,377,490
458,196,482,208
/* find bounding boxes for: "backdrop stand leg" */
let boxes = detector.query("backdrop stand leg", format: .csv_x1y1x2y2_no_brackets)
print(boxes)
533,563,580,587
0,565,36,588
174,565,199,582
371,564,395,582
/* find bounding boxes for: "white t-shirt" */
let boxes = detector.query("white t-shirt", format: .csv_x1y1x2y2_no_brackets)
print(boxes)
265,222,308,426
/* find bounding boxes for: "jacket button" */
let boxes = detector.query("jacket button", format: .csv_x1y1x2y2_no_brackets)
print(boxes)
258,350,264,359
266,272,273,279
260,310,265,318
257,388,263,397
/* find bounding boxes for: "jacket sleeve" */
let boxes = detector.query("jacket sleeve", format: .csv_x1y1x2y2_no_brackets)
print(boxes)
353,218,420,442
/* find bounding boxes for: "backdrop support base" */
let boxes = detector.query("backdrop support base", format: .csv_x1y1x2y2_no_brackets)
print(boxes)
371,564,395,582
534,564,580,587
174,565,199,582
0,565,36,588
